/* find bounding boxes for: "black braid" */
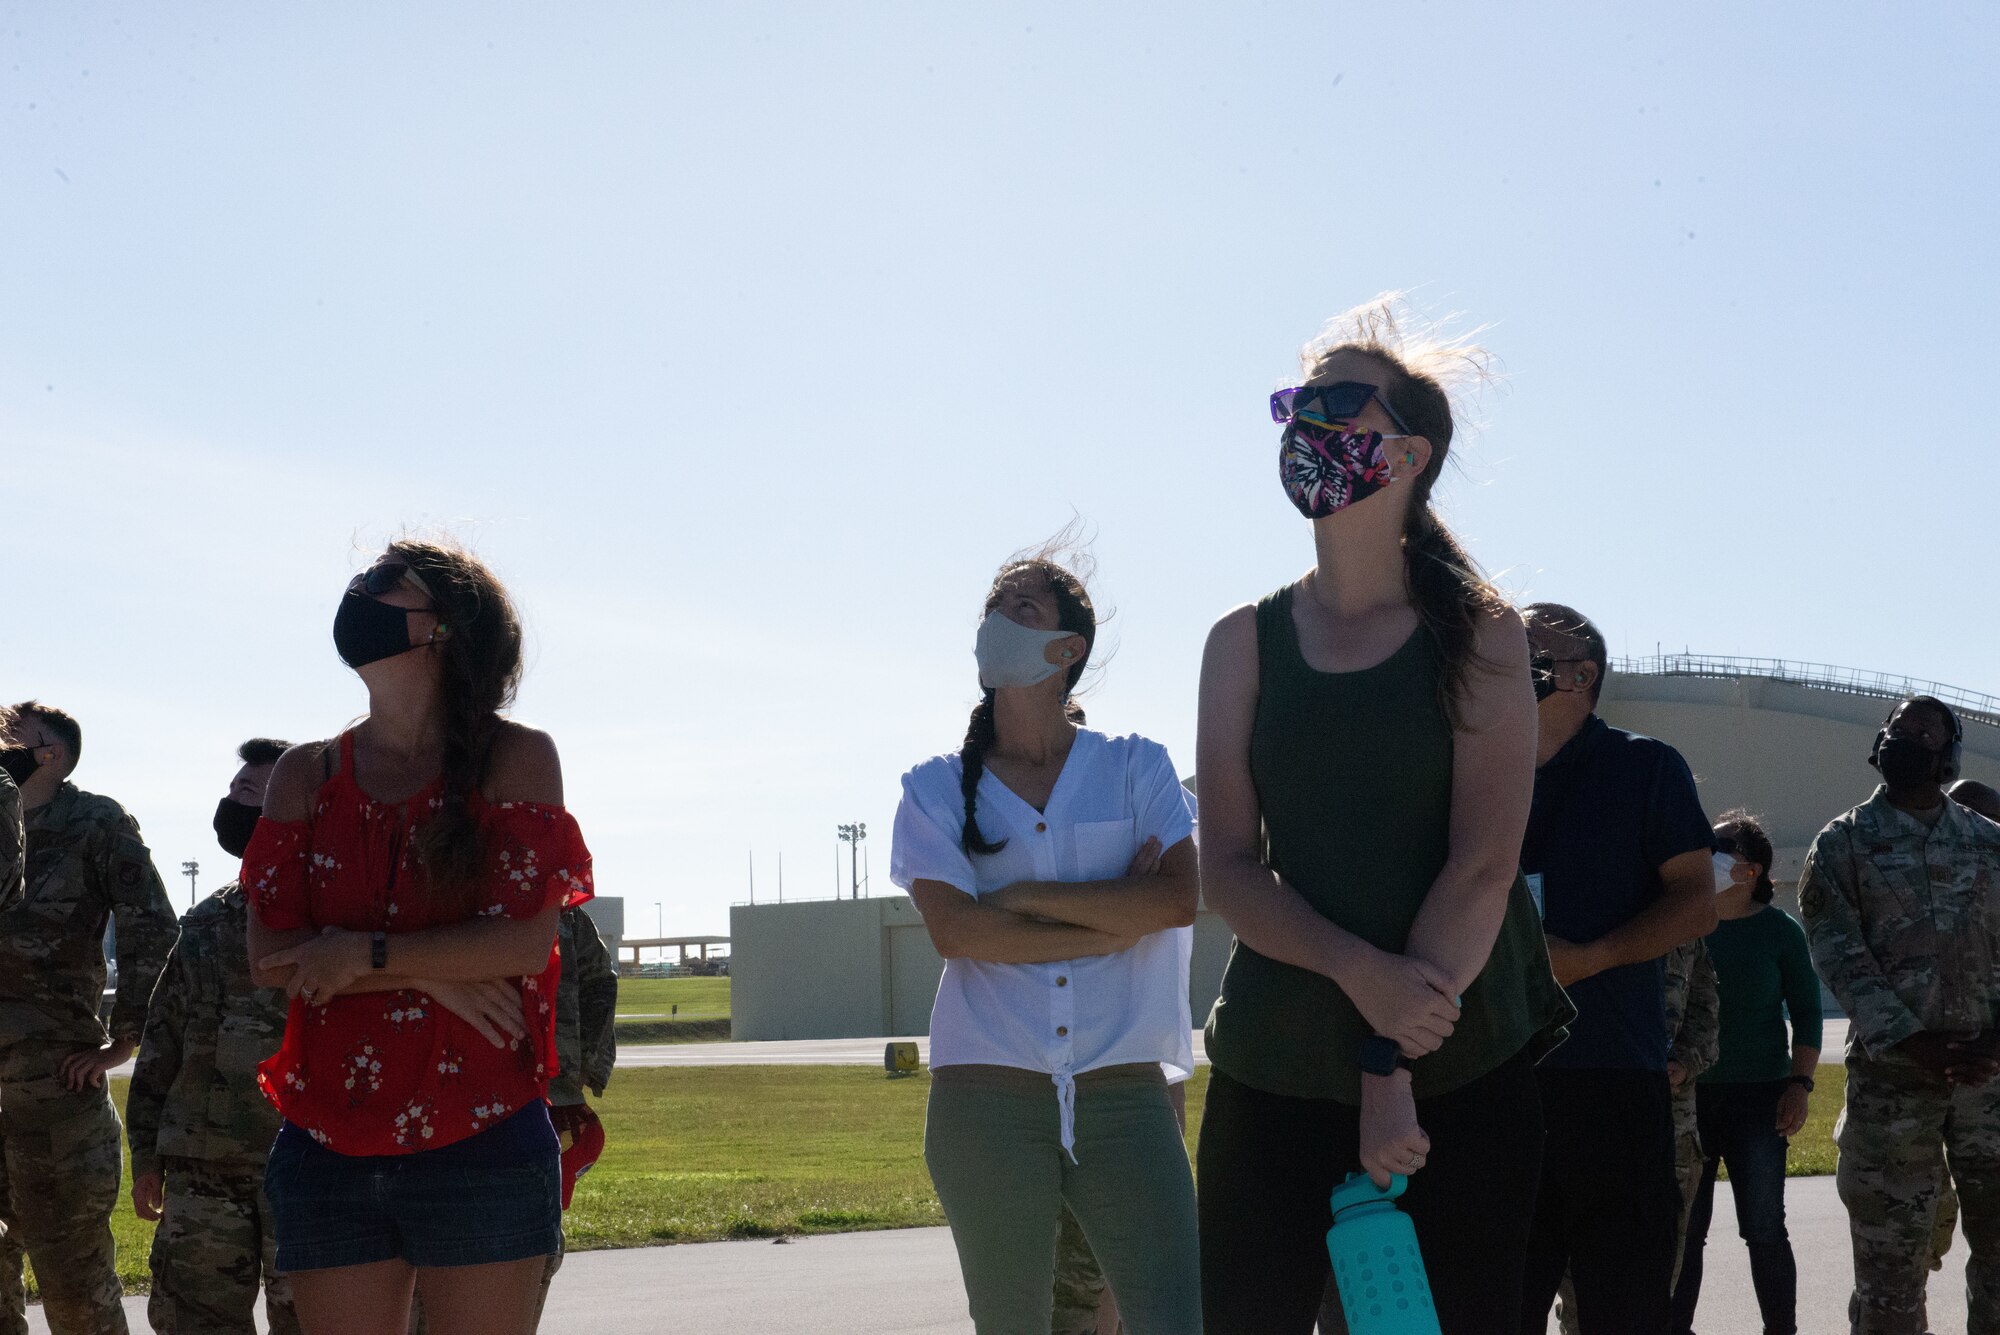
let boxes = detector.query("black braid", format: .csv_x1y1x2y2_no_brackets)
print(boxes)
959,689,1007,855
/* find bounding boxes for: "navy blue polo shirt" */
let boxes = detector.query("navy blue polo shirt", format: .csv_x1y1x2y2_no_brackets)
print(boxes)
1523,715,1714,1071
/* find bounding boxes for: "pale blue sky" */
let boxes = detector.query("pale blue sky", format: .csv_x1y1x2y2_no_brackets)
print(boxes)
6,4,1996,935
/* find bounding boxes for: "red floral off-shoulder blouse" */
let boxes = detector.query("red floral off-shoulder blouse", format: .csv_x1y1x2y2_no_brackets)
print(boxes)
242,731,593,1156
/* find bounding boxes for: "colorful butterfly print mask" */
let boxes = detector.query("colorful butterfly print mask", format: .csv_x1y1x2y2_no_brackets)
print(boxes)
1278,418,1395,519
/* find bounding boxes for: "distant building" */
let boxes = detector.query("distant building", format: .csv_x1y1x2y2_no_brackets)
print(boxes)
730,656,2000,1041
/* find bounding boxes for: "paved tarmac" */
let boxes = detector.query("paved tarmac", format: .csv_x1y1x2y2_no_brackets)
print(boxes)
617,1018,1854,1071
26,1174,1968,1333
107,1019,1857,1078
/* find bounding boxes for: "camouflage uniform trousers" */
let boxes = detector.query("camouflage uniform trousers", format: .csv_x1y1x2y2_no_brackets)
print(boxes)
1550,1126,1705,1335
1931,1152,1961,1271
0,1077,127,1335
1051,1204,1106,1335
148,1156,299,1335
1837,1055,2000,1335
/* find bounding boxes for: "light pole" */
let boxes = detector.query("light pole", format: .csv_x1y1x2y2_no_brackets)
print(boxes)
180,860,199,908
836,822,867,900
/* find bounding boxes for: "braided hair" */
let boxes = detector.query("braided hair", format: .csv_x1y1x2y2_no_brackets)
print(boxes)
389,538,524,914
960,559,1095,855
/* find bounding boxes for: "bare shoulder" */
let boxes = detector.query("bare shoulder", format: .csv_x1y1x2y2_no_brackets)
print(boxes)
1473,601,1529,666
1202,602,1261,670
265,739,337,822
485,721,564,806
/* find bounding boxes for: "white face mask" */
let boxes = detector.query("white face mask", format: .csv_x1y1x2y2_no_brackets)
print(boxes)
1713,851,1742,894
975,612,1076,690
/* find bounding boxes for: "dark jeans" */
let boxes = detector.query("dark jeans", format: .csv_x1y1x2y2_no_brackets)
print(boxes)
1670,1080,1797,1335
1521,1067,1680,1335
1197,1049,1544,1335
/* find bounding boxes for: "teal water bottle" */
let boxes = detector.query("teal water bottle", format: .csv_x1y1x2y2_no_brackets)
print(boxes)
1326,1172,1440,1334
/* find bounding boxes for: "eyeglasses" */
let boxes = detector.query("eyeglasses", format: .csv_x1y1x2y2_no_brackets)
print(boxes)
1270,381,1411,435
351,562,438,604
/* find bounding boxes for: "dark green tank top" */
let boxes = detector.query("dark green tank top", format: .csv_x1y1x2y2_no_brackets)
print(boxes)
1202,585,1572,1104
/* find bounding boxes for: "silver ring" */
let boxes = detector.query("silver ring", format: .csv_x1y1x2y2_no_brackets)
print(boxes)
301,987,319,1001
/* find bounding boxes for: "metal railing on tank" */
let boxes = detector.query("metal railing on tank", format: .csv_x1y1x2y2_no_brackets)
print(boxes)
1610,654,2000,729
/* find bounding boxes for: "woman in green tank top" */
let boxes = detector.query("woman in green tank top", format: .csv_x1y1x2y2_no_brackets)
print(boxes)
1193,298,1572,1335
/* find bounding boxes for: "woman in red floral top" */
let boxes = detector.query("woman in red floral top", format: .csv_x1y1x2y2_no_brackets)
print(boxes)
245,539,591,1335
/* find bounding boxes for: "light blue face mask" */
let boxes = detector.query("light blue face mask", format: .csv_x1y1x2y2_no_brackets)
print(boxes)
975,612,1077,690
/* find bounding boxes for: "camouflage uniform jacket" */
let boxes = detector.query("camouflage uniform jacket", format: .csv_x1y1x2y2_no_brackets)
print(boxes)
1664,938,1720,1137
1801,786,2000,1062
0,781,178,1061
0,768,21,914
127,883,288,1179
547,906,618,1106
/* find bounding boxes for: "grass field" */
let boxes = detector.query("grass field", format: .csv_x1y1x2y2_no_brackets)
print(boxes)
615,977,730,1019
69,1062,1845,1298
614,977,732,1043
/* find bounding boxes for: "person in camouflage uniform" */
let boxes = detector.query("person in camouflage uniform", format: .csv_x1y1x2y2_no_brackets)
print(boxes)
1926,781,2000,1281
1551,938,1720,1335
126,739,298,1335
1802,696,2000,1335
411,903,616,1333
0,704,25,914
0,702,178,1335
535,905,618,1321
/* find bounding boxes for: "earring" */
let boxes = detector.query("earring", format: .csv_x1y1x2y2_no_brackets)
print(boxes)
1062,649,1075,660
1404,450,1417,466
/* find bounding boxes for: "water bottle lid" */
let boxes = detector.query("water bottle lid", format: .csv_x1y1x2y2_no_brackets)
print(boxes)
1329,1171,1408,1215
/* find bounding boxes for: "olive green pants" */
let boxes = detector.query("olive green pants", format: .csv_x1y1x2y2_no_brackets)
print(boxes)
925,1065,1200,1335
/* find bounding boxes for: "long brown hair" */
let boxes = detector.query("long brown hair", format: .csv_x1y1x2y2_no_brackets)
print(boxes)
390,537,524,908
1301,296,1508,727
960,550,1097,856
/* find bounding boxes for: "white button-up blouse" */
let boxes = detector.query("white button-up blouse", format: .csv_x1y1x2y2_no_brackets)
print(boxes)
890,729,1197,1157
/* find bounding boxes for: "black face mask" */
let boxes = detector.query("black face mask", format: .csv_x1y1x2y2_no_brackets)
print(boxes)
333,590,423,669
1875,734,1945,790
213,798,262,859
1529,652,1559,703
0,747,39,787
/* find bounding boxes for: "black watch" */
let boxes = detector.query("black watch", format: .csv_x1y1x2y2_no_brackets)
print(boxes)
371,931,388,971
1359,1034,1409,1078
1786,1074,1815,1093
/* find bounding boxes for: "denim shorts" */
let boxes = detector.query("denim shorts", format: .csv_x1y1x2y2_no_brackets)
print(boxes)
265,1104,562,1272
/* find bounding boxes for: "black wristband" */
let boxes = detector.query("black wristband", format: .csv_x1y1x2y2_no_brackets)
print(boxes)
371,931,388,970
1786,1074,1815,1093
1359,1034,1408,1078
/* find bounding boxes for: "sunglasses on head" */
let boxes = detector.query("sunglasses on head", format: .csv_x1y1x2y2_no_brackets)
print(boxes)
1270,381,1411,435
352,562,437,603
1714,836,1741,858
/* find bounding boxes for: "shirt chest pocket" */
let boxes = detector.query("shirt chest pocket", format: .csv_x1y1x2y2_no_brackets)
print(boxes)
1858,855,1932,945
1071,819,1137,882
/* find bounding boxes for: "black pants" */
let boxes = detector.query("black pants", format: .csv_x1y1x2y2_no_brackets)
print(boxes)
1196,1050,1544,1335
1670,1080,1797,1335
1520,1067,1680,1335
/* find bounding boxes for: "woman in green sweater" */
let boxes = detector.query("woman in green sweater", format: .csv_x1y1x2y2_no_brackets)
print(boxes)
1669,810,1822,1335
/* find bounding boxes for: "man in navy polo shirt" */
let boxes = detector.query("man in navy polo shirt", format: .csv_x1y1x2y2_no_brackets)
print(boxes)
1516,604,1721,1335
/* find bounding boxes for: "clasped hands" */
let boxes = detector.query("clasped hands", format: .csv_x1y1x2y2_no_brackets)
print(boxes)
1345,945,1460,1189
258,927,527,1049
1900,1030,2000,1085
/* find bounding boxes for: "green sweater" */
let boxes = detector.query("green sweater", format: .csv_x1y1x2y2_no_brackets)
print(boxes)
1701,906,1824,1084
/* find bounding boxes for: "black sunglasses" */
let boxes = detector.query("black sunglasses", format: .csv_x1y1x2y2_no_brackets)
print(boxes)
352,562,437,603
1269,381,1412,435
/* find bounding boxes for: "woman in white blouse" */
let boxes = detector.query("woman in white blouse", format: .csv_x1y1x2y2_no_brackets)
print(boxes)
891,554,1203,1335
